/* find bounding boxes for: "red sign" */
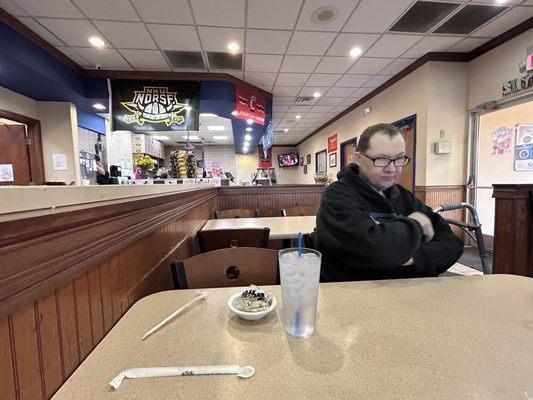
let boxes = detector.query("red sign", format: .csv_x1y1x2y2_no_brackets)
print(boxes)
235,87,266,125
257,145,272,168
527,53,533,72
328,134,338,153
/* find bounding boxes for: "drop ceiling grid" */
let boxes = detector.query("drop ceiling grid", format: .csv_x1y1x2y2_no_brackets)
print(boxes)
3,0,533,144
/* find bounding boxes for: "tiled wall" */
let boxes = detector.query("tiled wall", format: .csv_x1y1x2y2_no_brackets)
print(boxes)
203,145,236,177
106,131,134,177
78,127,105,161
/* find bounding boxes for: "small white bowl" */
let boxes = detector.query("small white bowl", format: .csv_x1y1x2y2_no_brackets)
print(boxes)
227,292,277,321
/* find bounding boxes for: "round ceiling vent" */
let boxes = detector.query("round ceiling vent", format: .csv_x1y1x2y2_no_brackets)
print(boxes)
311,5,339,25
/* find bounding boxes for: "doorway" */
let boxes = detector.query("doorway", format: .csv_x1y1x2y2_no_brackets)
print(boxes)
340,137,357,168
391,115,416,192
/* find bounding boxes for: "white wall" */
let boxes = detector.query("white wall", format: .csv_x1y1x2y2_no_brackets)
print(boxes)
235,146,300,184
0,86,38,119
204,145,237,177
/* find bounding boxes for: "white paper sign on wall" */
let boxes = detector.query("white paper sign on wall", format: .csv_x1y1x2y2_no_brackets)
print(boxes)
52,154,67,171
0,164,14,182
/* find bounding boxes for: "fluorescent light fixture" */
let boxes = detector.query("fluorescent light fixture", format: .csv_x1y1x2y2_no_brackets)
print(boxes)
200,113,218,117
92,103,106,110
313,91,321,98
207,125,225,131
244,134,252,141
245,127,253,132
284,128,289,132
227,42,240,52
89,36,105,47
182,135,200,140
295,115,302,119
246,119,254,125
213,135,228,140
152,136,170,140
231,110,238,116
349,47,363,58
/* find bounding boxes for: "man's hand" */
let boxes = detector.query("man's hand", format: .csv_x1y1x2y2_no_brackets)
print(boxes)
408,211,434,242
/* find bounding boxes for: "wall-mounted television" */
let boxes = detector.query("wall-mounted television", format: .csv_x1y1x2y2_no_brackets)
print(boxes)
278,152,299,167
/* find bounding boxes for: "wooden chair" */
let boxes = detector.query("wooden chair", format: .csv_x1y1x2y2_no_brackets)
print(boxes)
197,227,270,252
214,208,259,219
280,206,317,217
170,247,278,289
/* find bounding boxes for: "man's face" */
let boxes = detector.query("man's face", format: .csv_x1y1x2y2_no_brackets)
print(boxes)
354,132,406,191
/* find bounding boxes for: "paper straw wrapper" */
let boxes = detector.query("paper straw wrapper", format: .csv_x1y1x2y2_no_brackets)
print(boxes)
109,365,256,389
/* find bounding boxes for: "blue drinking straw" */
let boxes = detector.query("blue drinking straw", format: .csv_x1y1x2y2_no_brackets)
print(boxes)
295,231,303,336
297,232,303,257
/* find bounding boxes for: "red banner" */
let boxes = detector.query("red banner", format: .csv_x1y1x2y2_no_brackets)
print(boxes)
257,145,272,168
235,87,266,125
328,133,338,153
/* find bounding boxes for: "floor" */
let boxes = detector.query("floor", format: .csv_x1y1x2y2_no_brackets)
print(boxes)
445,263,483,276
441,245,492,276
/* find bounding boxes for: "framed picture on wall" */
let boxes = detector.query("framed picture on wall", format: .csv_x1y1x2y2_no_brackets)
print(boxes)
299,156,304,166
303,165,307,174
329,152,337,167
306,154,311,164
315,149,327,174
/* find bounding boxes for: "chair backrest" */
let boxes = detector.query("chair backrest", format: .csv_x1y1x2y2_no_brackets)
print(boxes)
197,227,270,252
280,206,317,217
170,247,278,289
215,208,259,219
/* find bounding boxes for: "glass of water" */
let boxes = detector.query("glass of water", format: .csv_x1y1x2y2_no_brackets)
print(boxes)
278,248,321,339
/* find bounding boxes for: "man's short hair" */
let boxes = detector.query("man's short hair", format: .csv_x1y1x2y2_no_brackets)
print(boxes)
357,123,401,153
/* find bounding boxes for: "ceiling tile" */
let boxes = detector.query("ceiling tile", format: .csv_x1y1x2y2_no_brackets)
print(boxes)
378,58,416,75
190,0,245,27
72,0,139,21
288,105,313,113
246,30,292,54
472,0,523,3
93,21,156,49
120,49,170,70
447,37,490,53
401,36,462,58
131,0,194,24
343,0,413,33
296,0,357,31
18,17,65,46
147,25,201,51
273,105,290,112
341,97,359,106
315,56,355,73
273,96,296,105
246,54,283,72
363,74,393,88
273,86,301,96
247,0,302,29
15,0,83,18
348,57,394,74
287,31,336,55
351,87,374,97
336,74,372,87
0,0,29,16
245,72,278,87
365,34,422,58
280,55,321,73
299,86,328,97
325,87,355,97
316,97,344,106
227,71,244,80
37,18,102,47
327,33,381,56
198,27,244,52
276,73,310,87
472,7,533,37
56,46,91,67
75,47,131,69
306,73,342,86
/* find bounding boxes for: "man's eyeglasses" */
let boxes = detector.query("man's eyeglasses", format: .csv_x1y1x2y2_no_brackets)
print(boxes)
360,152,411,167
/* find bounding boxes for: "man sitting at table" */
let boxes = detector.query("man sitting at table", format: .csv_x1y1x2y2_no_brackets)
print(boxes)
315,123,463,281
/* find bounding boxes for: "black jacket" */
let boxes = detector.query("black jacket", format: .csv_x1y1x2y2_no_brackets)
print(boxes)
316,164,463,281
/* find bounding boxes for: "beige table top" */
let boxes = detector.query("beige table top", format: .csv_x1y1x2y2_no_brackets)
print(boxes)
201,215,317,239
52,275,533,400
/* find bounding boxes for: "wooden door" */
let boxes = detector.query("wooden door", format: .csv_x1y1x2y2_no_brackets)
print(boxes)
0,125,32,185
392,116,416,192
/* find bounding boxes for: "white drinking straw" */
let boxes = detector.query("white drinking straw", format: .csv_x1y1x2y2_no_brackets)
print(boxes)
141,290,208,340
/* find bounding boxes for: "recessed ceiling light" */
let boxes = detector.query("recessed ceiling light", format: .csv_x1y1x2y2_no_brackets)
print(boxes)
246,119,254,125
92,103,106,110
313,91,321,98
213,135,228,140
227,42,240,53
349,47,363,59
152,135,170,140
200,113,218,117
88,36,105,48
231,110,238,116
494,0,507,3
207,125,225,131
182,135,199,140
284,128,289,132
295,115,302,119
245,127,253,132
244,134,252,141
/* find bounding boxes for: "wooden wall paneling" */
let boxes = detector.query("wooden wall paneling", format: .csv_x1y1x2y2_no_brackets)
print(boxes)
0,316,17,400
87,268,104,345
98,261,114,334
493,199,516,274
11,305,44,400
73,275,93,360
36,293,63,398
56,285,80,378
